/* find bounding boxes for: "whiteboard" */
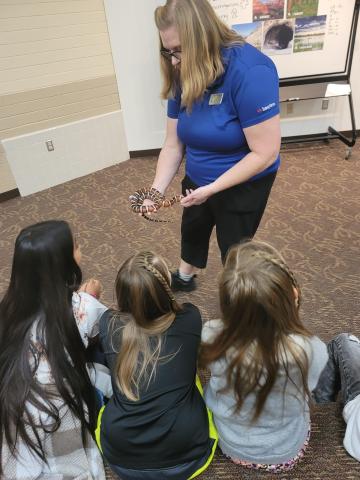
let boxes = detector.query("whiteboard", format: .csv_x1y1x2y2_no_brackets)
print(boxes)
209,0,357,82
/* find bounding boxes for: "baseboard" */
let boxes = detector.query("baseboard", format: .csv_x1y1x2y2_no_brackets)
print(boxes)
129,148,161,158
0,188,20,203
130,130,359,157
2,129,357,201
341,129,360,137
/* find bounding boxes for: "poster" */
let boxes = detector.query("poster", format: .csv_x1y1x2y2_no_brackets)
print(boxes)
293,15,327,52
208,0,355,80
287,0,320,18
232,21,263,49
253,0,285,21
262,19,295,55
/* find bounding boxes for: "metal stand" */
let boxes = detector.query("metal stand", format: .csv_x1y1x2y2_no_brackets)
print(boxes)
281,90,357,160
328,91,357,159
281,1,359,160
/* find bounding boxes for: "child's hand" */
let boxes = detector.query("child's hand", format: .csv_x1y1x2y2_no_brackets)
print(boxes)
79,278,103,299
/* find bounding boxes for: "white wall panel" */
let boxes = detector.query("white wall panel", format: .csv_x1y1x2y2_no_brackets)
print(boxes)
3,111,129,196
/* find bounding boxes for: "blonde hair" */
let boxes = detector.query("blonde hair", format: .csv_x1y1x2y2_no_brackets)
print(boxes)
111,251,181,401
154,0,244,110
200,240,312,421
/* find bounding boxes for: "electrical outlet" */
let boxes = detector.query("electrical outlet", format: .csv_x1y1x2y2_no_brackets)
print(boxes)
322,99,329,110
46,140,54,152
286,103,294,114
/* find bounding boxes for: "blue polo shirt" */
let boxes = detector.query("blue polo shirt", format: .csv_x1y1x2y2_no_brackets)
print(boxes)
167,43,280,187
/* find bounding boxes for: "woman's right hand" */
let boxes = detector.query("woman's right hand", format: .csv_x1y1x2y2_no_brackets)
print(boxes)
139,198,157,216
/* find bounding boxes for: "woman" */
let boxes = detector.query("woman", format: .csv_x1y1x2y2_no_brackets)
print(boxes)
147,0,281,291
96,251,217,480
0,221,108,479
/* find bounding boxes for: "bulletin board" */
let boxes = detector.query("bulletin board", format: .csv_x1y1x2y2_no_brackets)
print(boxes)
209,0,358,84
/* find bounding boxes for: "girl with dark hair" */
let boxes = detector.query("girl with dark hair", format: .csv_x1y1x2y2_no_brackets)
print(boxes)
0,220,109,479
200,240,328,473
96,251,217,480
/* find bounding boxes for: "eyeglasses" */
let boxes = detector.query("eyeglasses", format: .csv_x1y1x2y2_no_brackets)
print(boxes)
160,48,182,61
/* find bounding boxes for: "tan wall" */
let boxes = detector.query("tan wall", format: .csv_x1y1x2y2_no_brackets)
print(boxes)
0,76,120,139
0,0,121,194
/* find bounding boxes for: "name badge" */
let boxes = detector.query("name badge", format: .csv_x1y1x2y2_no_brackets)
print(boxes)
209,93,224,105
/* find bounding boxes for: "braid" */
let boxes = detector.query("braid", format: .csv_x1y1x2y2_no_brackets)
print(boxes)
250,252,301,306
136,252,176,302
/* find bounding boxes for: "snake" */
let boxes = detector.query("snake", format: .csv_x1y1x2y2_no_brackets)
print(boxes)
129,188,183,222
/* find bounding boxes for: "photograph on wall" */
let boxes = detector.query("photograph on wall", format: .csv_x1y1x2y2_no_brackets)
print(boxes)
293,15,326,52
262,19,295,55
287,0,319,18
253,0,285,21
232,22,263,50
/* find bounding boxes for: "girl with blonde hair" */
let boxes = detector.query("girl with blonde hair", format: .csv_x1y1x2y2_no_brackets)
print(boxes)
144,0,281,292
200,240,328,473
96,251,217,480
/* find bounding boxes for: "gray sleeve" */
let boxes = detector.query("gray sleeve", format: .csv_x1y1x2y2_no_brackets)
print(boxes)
308,336,329,391
201,318,223,343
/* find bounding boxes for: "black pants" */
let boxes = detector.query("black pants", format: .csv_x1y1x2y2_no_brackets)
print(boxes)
181,172,276,268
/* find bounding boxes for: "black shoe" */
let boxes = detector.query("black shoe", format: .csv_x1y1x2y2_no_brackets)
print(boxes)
171,270,197,292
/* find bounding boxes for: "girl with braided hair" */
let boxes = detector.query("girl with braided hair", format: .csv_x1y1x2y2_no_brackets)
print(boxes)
199,240,328,473
96,251,217,480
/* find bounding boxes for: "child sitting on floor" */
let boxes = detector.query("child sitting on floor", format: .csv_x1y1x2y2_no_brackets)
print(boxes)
0,220,110,479
200,240,328,473
96,251,217,480
314,333,360,462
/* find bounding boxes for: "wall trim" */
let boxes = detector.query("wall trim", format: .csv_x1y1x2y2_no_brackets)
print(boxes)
2,129,357,200
130,130,359,158
129,148,161,158
341,129,359,137
281,129,358,146
0,188,20,203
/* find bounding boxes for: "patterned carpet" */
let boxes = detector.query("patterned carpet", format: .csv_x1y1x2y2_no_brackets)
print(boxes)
0,140,359,479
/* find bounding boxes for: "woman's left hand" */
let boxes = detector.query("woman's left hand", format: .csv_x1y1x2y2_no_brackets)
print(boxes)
180,185,213,207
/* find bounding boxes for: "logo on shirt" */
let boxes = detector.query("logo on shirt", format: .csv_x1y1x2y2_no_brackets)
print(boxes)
209,93,224,105
257,102,276,113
